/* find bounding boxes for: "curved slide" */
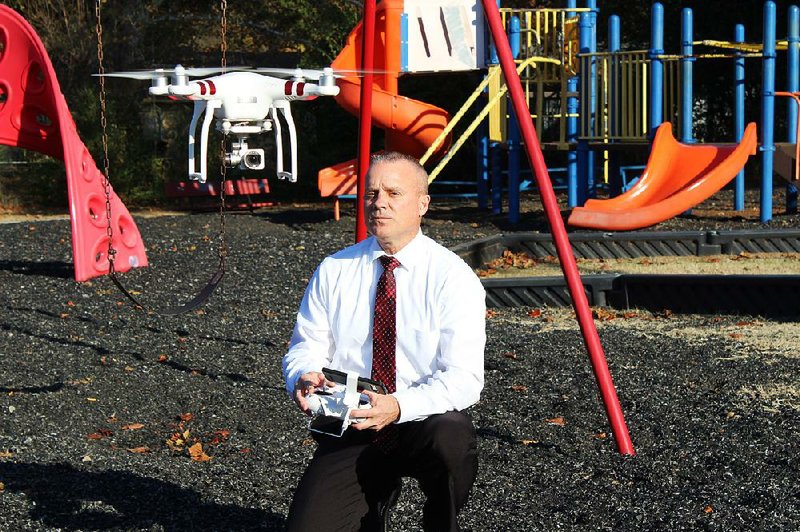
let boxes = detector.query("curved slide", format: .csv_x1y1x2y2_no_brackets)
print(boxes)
567,122,758,231
318,1,450,198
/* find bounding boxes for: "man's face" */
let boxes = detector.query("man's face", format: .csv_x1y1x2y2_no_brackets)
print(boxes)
365,160,430,252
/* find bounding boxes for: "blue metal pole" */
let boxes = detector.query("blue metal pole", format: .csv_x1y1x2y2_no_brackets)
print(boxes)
567,76,579,207
577,11,591,205
608,14,621,197
786,5,799,213
565,0,578,207
680,8,694,143
761,1,776,223
508,16,521,224
508,106,520,223
567,0,576,13
587,0,597,199
649,2,664,139
477,128,489,210
734,24,746,211
490,142,502,214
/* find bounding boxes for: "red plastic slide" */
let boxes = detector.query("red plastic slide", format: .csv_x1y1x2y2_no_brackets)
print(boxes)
318,0,450,199
567,122,758,231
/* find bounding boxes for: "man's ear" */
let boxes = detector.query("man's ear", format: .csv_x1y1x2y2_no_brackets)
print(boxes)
418,194,431,217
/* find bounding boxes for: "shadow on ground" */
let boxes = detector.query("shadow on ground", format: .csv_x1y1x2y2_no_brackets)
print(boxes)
0,462,284,530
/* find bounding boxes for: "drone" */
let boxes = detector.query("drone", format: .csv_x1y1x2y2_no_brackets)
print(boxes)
99,65,343,183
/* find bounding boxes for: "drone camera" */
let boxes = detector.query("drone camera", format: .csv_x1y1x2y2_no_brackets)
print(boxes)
241,149,265,170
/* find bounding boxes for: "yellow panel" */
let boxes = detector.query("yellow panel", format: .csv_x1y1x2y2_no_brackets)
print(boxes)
488,66,504,142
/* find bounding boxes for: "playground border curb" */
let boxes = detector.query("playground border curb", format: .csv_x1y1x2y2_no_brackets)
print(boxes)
452,230,800,316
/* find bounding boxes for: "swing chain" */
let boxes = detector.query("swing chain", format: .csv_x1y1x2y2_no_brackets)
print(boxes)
94,0,116,270
218,0,229,260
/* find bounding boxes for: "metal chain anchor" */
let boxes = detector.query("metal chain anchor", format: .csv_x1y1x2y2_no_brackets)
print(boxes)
217,0,229,263
95,0,116,273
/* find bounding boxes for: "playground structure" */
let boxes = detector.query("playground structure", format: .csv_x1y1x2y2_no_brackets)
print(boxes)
0,5,147,282
475,1,800,227
318,1,800,228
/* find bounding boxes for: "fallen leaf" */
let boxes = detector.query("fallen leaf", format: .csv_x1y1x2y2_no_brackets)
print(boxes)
240,448,252,454
528,309,542,318
179,413,194,422
59,312,69,319
88,429,113,440
502,351,518,360
622,311,638,319
546,417,566,426
188,442,211,462
593,432,608,439
127,446,151,454
86,397,98,402
519,439,540,446
157,354,168,362
735,320,756,327
121,423,145,431
704,505,714,514
511,384,528,392
67,301,76,307
486,309,498,319
729,333,743,340
82,455,93,462
0,450,13,458
211,430,230,445
592,308,616,321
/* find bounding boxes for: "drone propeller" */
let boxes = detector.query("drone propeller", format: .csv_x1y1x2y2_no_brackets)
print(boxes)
94,65,252,80
253,67,394,80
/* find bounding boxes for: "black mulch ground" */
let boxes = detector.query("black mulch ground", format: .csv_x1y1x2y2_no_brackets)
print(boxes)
0,192,798,531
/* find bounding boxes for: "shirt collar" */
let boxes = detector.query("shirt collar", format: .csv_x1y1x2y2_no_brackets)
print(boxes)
369,230,425,270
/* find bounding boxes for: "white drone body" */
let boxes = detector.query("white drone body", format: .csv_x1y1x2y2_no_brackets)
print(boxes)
102,65,341,184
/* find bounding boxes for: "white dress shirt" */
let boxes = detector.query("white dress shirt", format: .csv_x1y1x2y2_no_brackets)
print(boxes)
283,231,486,423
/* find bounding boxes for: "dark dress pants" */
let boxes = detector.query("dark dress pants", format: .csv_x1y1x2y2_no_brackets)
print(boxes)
286,410,478,532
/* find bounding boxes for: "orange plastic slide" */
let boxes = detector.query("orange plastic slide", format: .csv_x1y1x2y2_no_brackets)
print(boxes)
567,122,758,231
318,0,450,199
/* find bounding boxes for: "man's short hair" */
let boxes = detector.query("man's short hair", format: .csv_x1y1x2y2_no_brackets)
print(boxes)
369,151,429,194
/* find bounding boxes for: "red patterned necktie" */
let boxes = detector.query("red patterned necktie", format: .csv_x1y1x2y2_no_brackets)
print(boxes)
372,255,400,451
372,255,399,391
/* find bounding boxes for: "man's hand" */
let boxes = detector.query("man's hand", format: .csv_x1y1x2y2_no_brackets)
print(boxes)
293,371,334,416
350,391,400,431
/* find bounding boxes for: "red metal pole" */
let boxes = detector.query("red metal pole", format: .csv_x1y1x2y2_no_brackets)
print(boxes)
355,0,376,243
481,0,635,456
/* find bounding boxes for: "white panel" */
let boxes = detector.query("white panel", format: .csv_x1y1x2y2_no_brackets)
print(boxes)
403,0,485,73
